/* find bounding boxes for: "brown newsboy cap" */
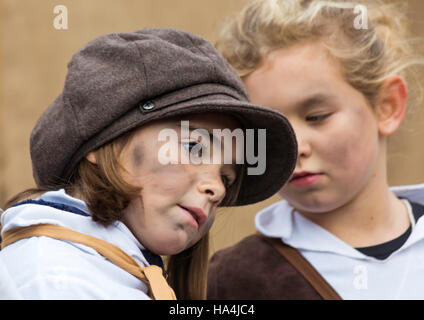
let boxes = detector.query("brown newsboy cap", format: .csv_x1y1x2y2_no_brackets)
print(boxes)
30,28,297,206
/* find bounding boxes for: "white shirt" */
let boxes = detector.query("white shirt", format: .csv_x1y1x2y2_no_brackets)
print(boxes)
0,189,152,300
255,183,424,299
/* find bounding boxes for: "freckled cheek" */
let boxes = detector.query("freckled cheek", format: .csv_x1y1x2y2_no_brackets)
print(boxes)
324,127,378,178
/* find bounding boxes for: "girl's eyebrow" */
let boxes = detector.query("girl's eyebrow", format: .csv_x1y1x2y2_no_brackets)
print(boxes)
297,93,333,111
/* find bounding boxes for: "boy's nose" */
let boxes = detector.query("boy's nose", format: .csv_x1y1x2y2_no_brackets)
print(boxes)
197,173,226,204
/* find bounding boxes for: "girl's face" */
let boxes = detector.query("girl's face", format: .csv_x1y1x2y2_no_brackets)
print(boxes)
243,42,382,214
119,113,240,255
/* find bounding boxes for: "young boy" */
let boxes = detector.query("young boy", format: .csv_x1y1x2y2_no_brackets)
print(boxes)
0,28,297,299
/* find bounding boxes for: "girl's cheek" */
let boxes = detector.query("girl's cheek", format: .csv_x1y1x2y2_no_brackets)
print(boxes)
326,121,378,178
327,137,358,170
325,108,376,163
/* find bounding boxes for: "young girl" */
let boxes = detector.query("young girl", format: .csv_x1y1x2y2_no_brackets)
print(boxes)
208,0,424,299
0,28,298,300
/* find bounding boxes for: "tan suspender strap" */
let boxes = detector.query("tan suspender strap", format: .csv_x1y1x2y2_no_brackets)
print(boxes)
1,224,176,300
260,234,342,300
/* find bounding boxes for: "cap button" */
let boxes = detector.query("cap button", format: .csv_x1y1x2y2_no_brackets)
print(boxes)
141,101,155,111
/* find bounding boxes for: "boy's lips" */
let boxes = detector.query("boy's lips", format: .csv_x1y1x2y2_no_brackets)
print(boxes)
178,205,208,227
289,171,323,187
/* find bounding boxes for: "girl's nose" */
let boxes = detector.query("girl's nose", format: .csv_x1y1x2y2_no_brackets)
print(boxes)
291,123,312,159
297,136,312,158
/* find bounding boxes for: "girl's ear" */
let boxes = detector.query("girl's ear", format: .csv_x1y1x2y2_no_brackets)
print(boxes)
86,151,97,164
375,75,408,136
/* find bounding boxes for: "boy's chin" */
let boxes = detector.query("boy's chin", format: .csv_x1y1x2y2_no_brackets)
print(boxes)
152,234,195,256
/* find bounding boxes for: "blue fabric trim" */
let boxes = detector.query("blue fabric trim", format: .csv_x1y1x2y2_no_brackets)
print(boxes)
12,199,90,217
11,198,164,269
141,250,164,270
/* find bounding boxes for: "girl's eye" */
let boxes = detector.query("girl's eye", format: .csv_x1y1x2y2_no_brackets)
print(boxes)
182,141,203,158
306,113,331,122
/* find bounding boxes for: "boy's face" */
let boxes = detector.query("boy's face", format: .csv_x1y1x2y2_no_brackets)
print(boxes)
243,42,382,214
119,113,239,255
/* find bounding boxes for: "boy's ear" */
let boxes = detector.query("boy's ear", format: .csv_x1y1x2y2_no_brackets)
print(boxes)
375,75,408,136
86,151,97,164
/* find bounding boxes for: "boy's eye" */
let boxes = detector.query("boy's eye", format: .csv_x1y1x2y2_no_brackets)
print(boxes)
182,141,203,158
221,175,229,188
306,113,331,122
221,174,234,189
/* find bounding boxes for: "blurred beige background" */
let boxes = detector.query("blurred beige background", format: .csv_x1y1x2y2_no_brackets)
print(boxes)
1,0,423,256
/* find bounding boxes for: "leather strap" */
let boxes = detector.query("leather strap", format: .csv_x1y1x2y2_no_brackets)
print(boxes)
1,224,176,300
260,234,342,300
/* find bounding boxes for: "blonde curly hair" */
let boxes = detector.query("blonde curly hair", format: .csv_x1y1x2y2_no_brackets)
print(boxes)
216,0,423,106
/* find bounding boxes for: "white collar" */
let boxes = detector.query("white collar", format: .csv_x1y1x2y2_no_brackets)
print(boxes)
255,183,424,260
2,189,150,266
38,188,90,215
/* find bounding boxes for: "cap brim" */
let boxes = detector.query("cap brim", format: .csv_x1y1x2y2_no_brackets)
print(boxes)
63,95,297,207
153,98,298,206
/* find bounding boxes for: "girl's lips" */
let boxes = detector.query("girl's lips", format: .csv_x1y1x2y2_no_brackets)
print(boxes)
178,205,207,228
289,172,323,187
